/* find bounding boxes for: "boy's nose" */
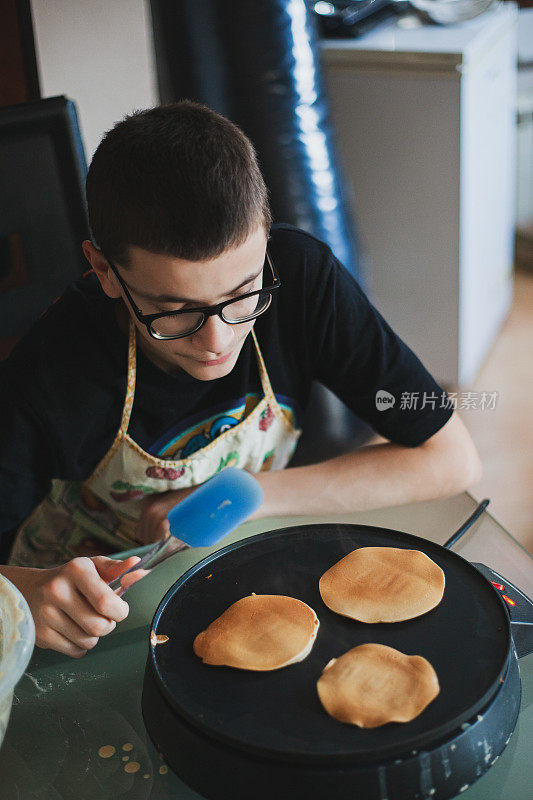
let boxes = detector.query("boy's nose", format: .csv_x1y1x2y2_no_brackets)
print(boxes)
192,314,235,356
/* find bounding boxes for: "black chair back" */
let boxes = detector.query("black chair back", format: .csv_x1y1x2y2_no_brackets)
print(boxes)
0,95,89,358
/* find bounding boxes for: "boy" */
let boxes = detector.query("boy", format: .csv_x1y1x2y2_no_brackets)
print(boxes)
0,102,480,657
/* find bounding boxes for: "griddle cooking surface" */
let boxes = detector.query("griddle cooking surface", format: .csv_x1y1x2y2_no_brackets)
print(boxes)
150,524,511,763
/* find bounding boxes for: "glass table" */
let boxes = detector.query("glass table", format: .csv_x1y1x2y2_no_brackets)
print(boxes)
1,493,531,799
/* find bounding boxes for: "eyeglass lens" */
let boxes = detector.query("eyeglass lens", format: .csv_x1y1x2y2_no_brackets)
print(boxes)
150,291,272,338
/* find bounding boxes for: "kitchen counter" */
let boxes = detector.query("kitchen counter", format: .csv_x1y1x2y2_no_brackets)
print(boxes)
320,3,518,71
0,492,531,799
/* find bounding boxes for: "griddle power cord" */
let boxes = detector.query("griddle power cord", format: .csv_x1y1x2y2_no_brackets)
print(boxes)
443,499,490,550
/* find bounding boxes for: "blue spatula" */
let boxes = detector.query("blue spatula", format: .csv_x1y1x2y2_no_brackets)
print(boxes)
107,468,263,595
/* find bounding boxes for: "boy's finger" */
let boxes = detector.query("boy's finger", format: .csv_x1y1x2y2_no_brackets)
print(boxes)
120,568,151,590
43,605,104,650
56,587,118,638
68,559,129,621
92,555,141,582
37,626,88,658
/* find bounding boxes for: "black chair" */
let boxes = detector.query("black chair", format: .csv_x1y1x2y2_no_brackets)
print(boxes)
0,95,89,359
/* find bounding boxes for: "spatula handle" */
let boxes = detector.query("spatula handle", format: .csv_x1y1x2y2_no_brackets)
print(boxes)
107,535,190,595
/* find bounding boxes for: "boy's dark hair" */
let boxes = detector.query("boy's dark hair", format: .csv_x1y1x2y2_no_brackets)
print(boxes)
86,101,271,266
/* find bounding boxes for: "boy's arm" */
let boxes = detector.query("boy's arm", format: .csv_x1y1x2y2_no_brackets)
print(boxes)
253,411,481,518
135,412,480,539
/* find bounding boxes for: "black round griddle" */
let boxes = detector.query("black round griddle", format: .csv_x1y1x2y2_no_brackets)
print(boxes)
142,523,521,800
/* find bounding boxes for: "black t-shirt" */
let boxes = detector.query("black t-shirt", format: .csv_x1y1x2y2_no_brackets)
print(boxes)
0,224,452,559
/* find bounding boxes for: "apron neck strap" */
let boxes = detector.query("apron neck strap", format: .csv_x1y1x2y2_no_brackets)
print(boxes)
119,320,137,436
251,328,276,403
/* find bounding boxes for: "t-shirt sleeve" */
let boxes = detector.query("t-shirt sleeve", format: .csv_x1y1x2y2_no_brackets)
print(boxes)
307,250,453,446
0,375,57,560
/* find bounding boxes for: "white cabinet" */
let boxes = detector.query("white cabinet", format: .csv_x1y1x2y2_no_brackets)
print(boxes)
321,5,518,385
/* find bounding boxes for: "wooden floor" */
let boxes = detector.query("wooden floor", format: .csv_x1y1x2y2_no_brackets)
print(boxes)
462,270,533,555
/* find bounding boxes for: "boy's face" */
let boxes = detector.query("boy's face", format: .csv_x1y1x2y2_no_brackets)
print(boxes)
86,225,268,381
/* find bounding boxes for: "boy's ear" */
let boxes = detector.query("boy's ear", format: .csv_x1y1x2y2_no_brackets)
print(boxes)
81,240,121,299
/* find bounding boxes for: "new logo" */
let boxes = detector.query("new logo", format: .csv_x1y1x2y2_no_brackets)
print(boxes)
375,390,395,410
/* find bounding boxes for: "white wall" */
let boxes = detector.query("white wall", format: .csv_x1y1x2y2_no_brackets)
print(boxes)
30,0,158,160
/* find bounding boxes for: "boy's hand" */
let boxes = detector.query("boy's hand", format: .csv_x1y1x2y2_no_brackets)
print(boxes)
5,556,141,658
135,487,195,545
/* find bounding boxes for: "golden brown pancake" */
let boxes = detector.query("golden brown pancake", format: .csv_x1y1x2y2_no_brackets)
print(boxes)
317,643,440,727
193,594,319,671
319,546,445,623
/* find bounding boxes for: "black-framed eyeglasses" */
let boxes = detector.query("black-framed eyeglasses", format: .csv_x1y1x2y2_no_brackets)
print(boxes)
104,249,281,340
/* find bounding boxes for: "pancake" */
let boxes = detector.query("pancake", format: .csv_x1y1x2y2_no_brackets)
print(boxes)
317,643,440,728
193,594,319,671
319,546,445,623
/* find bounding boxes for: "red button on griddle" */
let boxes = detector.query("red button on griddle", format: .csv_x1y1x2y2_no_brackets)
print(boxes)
491,581,505,591
502,594,515,606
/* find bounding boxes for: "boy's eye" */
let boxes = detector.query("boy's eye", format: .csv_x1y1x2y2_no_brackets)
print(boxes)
229,281,256,299
153,282,256,314
153,301,186,313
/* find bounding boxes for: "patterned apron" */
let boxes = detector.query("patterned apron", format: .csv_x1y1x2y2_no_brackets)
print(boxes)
9,321,301,567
